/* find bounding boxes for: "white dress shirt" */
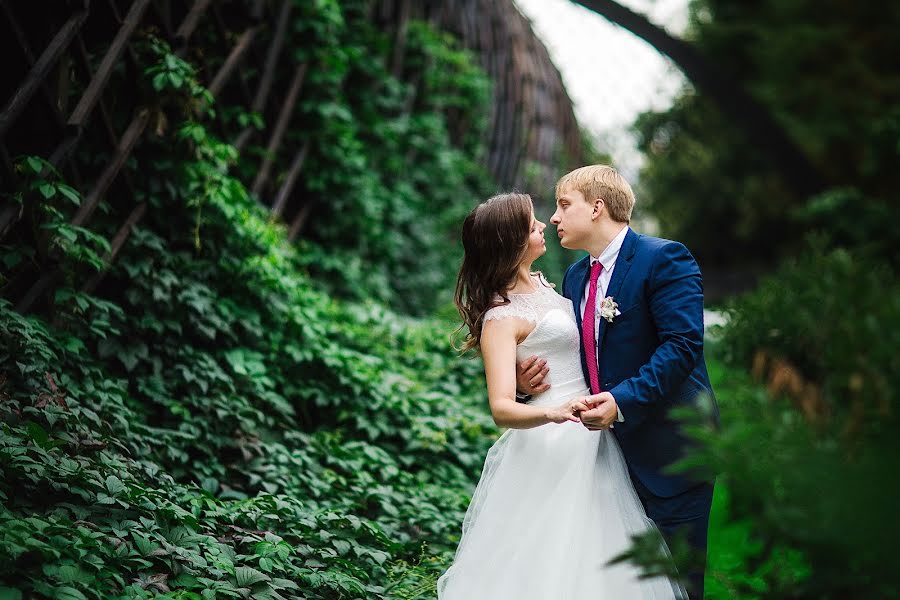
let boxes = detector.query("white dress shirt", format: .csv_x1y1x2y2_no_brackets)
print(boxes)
579,225,630,421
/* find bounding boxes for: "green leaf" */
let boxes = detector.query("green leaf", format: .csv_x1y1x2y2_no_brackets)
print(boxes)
132,532,156,556
105,475,125,496
234,566,270,587
25,422,50,448
61,336,86,355
52,587,87,600
56,185,81,205
39,183,56,199
55,226,77,243
270,579,299,591
201,477,219,494
0,587,23,600
55,565,93,585
332,539,351,555
96,493,116,505
25,156,44,174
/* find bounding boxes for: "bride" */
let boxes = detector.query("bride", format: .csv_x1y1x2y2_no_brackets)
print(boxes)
438,192,685,599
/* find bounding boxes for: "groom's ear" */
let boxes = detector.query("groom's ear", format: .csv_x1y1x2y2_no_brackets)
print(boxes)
591,198,605,219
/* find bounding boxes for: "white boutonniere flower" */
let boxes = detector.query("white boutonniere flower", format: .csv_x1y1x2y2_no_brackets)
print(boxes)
597,296,621,323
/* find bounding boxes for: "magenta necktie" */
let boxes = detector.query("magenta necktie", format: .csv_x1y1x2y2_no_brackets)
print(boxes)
582,261,603,395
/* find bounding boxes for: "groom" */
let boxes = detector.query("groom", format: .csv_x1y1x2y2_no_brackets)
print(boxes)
517,165,719,598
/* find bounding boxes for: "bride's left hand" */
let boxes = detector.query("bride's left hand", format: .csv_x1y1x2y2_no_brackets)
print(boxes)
545,398,590,424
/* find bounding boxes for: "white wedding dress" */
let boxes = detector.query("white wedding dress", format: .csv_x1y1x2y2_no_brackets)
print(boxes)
438,277,685,599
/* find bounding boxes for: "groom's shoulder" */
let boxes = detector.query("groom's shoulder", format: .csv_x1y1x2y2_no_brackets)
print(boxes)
634,233,690,255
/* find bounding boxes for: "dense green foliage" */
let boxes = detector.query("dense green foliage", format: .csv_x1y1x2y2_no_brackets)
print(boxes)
1,131,498,597
276,5,494,314
0,4,504,597
664,247,900,599
2,1,495,317
626,2,900,596
634,0,900,268
179,0,491,317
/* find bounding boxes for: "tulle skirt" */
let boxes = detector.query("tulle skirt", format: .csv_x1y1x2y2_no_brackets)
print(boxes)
437,378,685,599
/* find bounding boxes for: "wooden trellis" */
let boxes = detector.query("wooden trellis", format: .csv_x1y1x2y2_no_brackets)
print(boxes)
391,0,586,192
0,0,584,316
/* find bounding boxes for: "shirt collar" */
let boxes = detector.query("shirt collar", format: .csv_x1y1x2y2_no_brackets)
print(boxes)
591,225,629,269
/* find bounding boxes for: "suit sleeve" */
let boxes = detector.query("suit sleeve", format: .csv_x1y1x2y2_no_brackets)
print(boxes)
609,241,704,425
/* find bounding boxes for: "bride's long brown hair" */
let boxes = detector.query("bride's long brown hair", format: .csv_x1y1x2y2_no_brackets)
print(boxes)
454,192,535,353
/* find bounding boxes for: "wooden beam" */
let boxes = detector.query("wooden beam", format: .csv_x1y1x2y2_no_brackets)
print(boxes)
253,0,291,113
74,36,120,148
287,202,313,242
81,201,147,294
233,0,292,153
1,3,67,130
71,109,150,227
250,62,307,198
48,135,80,170
149,0,176,41
0,9,88,138
68,0,151,128
15,269,62,315
207,26,261,97
390,0,412,78
175,0,213,46
270,139,311,219
0,144,11,182
251,0,267,21
0,204,23,241
232,128,254,154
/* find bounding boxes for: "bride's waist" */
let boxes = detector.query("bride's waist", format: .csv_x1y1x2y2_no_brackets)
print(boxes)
528,377,590,407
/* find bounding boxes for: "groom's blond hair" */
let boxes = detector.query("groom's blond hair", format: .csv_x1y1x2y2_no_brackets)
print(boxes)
556,165,635,224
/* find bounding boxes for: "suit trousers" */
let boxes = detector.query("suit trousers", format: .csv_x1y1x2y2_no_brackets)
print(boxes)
631,476,715,599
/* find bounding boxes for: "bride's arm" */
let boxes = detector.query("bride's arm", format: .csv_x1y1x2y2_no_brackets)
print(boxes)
481,318,586,429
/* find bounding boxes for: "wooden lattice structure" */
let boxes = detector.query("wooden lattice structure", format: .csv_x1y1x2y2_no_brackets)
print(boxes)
0,0,585,315
371,0,586,191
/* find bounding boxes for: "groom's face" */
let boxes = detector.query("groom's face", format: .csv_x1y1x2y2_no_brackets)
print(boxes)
550,186,595,250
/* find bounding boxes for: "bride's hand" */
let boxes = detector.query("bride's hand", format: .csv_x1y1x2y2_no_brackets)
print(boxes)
545,398,589,424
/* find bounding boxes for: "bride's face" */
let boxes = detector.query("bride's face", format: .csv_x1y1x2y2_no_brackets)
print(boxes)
523,211,547,263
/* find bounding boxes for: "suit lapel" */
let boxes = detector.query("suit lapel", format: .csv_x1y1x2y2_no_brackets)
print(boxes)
567,256,591,386
596,228,638,352
569,256,590,331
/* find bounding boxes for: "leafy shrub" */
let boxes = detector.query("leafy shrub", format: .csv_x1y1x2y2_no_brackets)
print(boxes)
673,245,900,598
0,144,494,597
0,10,500,596
720,241,899,426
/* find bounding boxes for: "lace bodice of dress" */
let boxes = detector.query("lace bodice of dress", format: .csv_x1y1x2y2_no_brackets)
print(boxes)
483,275,585,389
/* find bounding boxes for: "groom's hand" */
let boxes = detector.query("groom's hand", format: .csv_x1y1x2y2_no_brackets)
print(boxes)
580,392,618,430
516,355,550,395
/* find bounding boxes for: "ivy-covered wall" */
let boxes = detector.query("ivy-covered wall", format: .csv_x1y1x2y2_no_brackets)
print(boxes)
0,1,557,597
2,0,498,317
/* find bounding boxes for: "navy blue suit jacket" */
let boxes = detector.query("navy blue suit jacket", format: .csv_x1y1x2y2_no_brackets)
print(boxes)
562,228,718,497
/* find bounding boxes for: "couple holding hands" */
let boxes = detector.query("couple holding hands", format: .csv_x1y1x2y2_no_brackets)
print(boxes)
439,165,719,599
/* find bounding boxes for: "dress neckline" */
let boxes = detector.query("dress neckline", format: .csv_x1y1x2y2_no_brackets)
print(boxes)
505,273,545,296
